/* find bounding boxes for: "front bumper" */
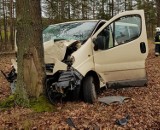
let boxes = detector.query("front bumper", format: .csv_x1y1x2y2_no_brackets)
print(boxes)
53,69,83,94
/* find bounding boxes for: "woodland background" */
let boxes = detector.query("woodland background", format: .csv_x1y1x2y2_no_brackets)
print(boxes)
0,0,158,52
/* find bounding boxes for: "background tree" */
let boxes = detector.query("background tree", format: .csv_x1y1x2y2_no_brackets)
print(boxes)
0,0,16,52
9,0,14,50
2,0,8,50
16,0,46,105
156,0,160,27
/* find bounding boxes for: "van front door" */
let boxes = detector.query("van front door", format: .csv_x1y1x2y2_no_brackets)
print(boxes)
92,10,148,86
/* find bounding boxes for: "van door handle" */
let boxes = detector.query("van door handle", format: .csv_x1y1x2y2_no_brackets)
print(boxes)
88,54,91,57
140,42,146,53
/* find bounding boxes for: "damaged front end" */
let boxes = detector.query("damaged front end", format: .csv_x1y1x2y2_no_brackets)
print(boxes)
44,39,83,103
46,68,83,103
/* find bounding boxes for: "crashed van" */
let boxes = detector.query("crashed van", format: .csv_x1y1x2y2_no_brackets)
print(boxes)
7,10,149,103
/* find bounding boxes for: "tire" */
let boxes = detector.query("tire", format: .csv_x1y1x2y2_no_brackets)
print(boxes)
83,76,97,103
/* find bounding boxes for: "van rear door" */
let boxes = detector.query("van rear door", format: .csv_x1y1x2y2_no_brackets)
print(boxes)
92,10,148,87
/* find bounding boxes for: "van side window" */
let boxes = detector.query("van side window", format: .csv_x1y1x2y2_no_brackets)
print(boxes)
94,15,141,50
113,15,141,45
115,25,130,44
129,26,140,40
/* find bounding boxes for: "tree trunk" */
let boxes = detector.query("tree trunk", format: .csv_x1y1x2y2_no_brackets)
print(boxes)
156,0,160,26
102,0,104,16
2,0,8,50
111,0,114,17
67,0,71,19
92,1,95,19
0,2,3,46
128,0,132,10
82,0,85,19
0,28,3,51
125,0,127,11
10,0,14,50
60,0,65,20
16,0,46,105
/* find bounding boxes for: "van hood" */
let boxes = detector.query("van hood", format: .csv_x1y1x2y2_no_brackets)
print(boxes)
44,39,78,64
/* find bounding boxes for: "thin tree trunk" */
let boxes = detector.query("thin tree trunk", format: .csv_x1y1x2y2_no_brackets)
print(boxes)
67,0,71,19
2,0,8,50
10,0,14,50
61,0,65,20
156,0,160,26
82,0,85,19
92,1,95,19
0,26,3,50
102,0,104,15
111,0,114,17
125,0,127,11
0,2,3,46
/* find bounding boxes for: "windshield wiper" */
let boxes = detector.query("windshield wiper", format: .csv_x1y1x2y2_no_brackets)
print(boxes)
54,38,66,42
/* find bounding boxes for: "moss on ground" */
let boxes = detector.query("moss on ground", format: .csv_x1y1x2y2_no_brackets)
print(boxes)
30,95,56,112
0,95,55,113
0,95,15,108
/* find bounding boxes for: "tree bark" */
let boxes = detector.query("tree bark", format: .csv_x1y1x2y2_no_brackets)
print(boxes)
2,0,8,50
16,0,46,105
60,0,65,20
156,0,160,26
111,0,114,17
67,0,71,19
10,0,14,50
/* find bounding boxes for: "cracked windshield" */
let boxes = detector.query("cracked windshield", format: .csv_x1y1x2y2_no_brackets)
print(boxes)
43,21,98,43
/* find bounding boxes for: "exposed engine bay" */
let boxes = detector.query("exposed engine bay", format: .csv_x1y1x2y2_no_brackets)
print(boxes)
44,39,81,74
44,39,84,102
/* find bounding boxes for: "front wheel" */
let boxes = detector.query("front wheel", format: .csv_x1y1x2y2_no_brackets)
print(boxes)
82,76,97,103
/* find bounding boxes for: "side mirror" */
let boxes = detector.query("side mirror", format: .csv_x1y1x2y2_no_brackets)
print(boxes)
93,36,107,51
94,44,98,51
93,38,98,51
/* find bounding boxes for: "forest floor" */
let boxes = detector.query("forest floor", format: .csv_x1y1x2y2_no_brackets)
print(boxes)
0,42,159,129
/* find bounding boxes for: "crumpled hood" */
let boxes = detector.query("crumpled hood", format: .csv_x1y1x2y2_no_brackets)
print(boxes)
44,39,77,64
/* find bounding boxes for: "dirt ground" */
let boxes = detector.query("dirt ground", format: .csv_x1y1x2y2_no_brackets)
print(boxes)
0,42,160,129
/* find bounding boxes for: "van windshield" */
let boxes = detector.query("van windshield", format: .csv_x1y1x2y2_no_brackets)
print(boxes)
43,21,98,43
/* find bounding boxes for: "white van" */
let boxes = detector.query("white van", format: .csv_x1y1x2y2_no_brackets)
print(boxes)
9,10,148,103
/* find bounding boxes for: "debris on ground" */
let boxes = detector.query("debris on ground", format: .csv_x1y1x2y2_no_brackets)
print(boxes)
98,96,131,105
115,115,130,126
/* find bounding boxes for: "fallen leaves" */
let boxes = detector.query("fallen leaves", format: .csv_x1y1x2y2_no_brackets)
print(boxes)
0,43,160,129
